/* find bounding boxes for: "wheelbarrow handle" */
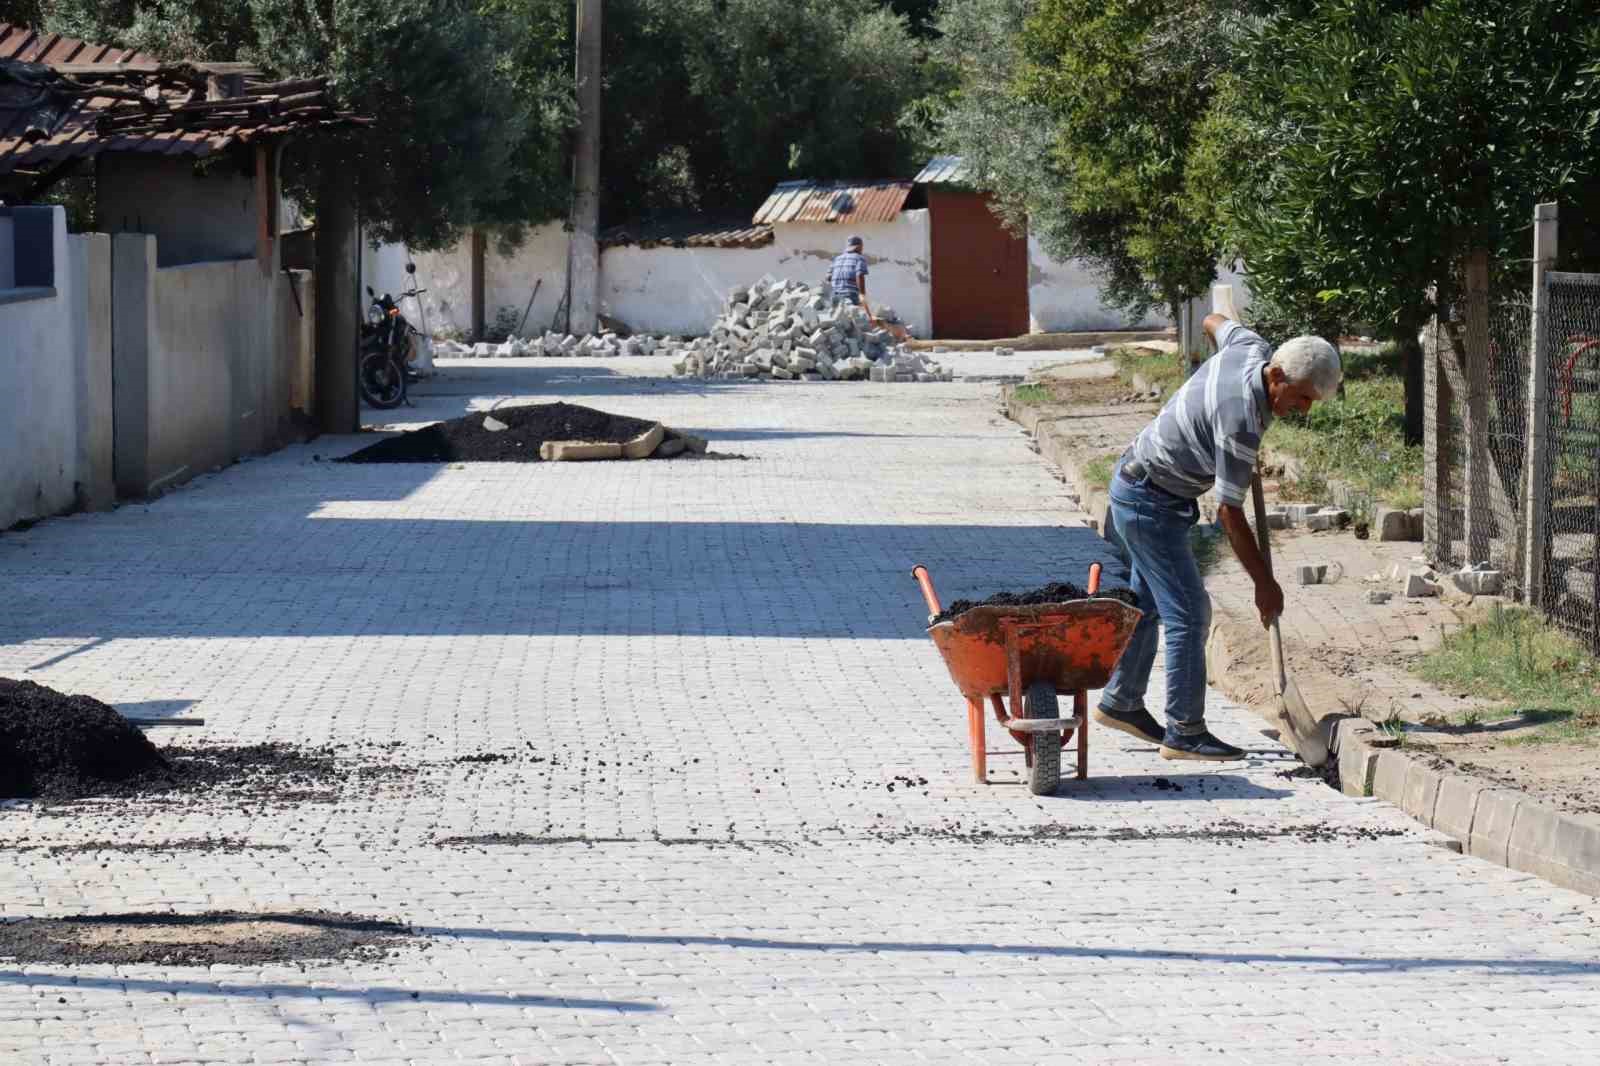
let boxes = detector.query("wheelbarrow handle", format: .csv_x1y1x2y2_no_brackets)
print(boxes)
1087,562,1101,595
910,564,942,616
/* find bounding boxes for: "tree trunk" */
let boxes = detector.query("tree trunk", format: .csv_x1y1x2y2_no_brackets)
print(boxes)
1397,325,1424,447
314,168,360,434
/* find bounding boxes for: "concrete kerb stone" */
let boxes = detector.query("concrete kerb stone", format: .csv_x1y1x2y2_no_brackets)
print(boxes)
1399,759,1444,823
1469,788,1524,867
621,423,665,459
1506,802,1600,896
539,440,623,461
1430,773,1485,843
1002,383,1600,896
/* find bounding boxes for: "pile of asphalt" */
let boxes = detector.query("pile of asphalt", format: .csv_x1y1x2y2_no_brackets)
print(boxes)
0,679,169,800
929,581,1141,626
338,401,686,463
0,678,413,804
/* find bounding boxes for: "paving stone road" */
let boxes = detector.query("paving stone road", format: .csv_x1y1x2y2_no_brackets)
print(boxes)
3,355,1599,1065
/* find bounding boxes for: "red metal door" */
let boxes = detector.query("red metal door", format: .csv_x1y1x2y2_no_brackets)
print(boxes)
929,188,1029,339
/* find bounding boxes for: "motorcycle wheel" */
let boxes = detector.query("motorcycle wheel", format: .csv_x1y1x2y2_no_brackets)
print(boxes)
359,351,406,409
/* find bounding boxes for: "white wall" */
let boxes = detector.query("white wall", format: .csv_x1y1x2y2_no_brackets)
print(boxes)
144,258,283,490
1027,237,1171,333
597,213,933,338
382,211,1217,340
0,208,112,528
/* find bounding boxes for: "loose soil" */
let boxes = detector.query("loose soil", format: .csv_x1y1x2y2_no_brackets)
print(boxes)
0,910,416,967
1,679,169,799
930,581,1140,626
1,677,419,804
339,402,678,463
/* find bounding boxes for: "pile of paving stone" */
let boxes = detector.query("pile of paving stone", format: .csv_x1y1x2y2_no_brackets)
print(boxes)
437,331,675,360
929,581,1141,626
426,277,952,382
671,276,952,382
339,401,707,463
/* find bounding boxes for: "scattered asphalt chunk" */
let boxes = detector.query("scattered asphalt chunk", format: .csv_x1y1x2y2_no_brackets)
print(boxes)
929,581,1140,626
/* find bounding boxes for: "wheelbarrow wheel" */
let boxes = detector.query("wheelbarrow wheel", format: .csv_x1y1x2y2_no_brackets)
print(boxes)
1023,680,1061,795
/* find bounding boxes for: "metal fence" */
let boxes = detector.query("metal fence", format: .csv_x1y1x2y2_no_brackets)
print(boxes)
1535,271,1600,646
1424,202,1600,649
1424,269,1532,596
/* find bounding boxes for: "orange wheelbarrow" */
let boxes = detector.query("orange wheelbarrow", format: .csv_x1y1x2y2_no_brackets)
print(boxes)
912,562,1142,795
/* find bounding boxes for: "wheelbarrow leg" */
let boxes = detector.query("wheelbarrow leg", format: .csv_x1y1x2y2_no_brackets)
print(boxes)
966,697,987,783
1074,689,1089,780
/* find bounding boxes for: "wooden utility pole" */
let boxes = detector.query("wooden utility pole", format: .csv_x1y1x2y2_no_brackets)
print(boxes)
569,0,602,336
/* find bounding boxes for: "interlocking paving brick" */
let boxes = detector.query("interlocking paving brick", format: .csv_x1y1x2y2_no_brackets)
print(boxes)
0,357,1597,1064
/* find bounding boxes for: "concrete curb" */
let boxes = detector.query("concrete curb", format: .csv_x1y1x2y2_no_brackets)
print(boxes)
1003,385,1600,898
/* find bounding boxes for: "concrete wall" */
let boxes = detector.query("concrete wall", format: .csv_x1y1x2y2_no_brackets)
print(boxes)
98,153,260,268
389,214,1185,340
0,207,113,529
1027,237,1170,333
113,234,298,498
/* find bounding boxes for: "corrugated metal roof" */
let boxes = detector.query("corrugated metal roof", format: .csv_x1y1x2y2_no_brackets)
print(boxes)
0,22,367,182
599,216,773,250
751,180,914,225
914,155,971,185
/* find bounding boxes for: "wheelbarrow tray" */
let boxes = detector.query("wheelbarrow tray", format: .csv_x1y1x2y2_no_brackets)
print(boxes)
926,599,1141,700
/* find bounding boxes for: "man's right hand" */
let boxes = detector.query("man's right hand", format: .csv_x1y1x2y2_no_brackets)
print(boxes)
1256,576,1284,629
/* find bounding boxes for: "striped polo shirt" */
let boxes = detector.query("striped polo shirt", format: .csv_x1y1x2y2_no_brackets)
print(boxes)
1127,320,1272,508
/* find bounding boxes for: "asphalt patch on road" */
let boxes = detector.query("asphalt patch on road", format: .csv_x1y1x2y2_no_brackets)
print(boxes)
930,581,1140,626
0,910,417,967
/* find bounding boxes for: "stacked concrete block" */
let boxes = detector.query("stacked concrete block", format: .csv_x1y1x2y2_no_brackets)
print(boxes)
667,276,948,383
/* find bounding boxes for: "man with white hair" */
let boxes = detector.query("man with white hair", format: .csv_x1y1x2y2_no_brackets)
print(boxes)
1093,315,1342,761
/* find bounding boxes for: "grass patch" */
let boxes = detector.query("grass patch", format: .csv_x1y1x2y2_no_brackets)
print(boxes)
1080,452,1121,492
1012,383,1051,406
1264,343,1422,518
1416,603,1600,743
1109,345,1188,400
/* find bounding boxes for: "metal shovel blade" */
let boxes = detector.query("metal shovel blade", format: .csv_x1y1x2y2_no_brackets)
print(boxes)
1272,632,1330,768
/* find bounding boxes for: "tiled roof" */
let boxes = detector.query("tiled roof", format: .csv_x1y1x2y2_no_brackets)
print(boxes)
0,22,367,183
752,180,914,225
599,216,774,250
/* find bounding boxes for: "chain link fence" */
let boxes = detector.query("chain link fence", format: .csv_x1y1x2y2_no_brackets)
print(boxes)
1537,272,1600,648
1424,273,1531,598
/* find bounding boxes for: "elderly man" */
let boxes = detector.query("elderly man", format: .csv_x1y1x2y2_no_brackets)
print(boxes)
1093,315,1343,761
829,235,870,315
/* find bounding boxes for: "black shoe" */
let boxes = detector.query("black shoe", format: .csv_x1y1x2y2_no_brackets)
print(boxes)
1159,729,1245,762
1093,705,1165,745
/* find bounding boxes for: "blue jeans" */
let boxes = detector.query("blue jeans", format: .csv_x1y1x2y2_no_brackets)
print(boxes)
1099,458,1211,736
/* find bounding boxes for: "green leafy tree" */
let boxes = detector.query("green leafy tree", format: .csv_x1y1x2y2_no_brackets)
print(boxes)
1194,0,1600,441
1012,0,1268,321
34,0,570,249
600,0,931,223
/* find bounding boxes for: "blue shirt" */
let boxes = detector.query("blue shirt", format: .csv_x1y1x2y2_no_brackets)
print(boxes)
829,251,868,295
1128,320,1272,508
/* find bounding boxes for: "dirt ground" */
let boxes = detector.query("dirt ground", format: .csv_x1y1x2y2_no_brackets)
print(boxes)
1023,360,1600,819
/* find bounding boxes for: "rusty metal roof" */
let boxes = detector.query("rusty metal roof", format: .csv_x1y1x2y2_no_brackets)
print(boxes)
914,155,971,185
751,180,914,225
0,22,367,183
599,216,774,250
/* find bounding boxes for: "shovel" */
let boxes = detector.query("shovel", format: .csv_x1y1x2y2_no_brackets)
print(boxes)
1249,471,1331,768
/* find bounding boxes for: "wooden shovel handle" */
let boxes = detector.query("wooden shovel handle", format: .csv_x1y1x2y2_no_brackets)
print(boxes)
1249,471,1290,693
